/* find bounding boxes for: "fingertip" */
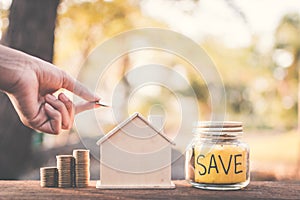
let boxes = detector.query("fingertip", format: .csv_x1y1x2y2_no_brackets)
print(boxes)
94,103,101,108
45,94,56,101
58,93,70,102
44,102,53,110
44,103,62,134
58,93,75,130
75,101,97,114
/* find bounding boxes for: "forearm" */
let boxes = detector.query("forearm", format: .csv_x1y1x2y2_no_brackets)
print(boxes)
0,45,32,92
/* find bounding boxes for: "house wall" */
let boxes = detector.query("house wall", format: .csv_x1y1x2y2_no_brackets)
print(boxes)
100,145,171,186
100,117,172,186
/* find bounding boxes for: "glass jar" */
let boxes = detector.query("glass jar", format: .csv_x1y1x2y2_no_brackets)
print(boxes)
185,121,250,190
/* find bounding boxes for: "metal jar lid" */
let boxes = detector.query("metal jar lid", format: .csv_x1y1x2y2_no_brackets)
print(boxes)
193,121,243,136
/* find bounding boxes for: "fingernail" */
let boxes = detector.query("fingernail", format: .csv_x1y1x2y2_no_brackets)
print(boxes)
60,93,69,102
46,94,56,101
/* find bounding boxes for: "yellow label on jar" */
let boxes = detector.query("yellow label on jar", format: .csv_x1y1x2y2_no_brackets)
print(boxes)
194,145,247,184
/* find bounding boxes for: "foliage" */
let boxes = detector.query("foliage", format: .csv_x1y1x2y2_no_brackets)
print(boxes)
2,0,300,132
54,0,164,68
53,0,300,132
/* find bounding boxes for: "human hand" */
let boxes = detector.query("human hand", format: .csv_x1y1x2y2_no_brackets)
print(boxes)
0,45,100,134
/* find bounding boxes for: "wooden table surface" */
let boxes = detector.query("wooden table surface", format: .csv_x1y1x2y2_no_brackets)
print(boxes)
0,180,299,200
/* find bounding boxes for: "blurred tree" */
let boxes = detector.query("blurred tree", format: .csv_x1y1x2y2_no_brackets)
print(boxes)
274,13,300,129
0,1,10,38
275,13,300,177
0,0,59,179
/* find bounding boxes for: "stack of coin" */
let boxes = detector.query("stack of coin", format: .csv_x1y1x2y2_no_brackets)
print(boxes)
73,149,90,187
56,155,75,188
40,167,58,187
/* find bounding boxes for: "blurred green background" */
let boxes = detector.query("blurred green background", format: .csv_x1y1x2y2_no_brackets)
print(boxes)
1,0,300,181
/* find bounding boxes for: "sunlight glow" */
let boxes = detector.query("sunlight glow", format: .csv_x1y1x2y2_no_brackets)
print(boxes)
0,0,12,10
273,49,294,68
140,0,300,49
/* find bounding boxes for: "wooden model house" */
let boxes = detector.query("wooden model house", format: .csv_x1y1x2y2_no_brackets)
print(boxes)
96,112,175,189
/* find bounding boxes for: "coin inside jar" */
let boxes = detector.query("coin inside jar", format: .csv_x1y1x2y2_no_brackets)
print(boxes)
185,121,250,190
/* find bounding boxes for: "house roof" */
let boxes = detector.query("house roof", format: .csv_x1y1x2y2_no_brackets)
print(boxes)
96,112,175,145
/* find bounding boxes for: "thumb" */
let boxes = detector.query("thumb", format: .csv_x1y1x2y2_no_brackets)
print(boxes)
75,101,101,114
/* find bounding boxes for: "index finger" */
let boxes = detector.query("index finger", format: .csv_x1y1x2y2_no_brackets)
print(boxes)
75,101,101,114
61,71,100,102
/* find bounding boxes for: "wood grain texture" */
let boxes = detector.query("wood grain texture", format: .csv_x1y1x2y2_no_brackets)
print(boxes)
0,180,299,200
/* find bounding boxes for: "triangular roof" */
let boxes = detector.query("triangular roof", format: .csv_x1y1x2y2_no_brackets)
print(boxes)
96,112,175,145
